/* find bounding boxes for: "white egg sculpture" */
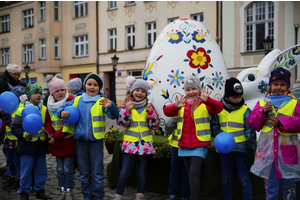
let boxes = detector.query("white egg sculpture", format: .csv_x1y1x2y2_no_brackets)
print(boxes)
142,18,229,134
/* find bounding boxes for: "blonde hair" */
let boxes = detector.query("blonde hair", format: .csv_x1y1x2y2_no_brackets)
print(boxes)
6,64,21,73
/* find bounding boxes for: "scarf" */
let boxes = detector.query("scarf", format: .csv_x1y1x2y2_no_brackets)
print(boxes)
47,93,69,113
133,99,147,109
221,97,245,112
264,91,295,109
24,100,43,111
82,92,101,102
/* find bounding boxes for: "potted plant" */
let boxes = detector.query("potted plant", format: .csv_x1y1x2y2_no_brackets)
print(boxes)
152,140,172,167
104,125,120,154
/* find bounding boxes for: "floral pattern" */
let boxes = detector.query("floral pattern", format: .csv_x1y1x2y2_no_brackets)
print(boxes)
258,80,268,93
191,31,207,43
166,32,183,44
288,59,296,66
167,69,185,88
292,47,300,55
161,89,170,100
186,47,211,69
211,71,224,89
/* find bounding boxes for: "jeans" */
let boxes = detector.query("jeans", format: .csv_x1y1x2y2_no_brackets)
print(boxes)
56,155,75,189
5,148,20,177
76,140,104,200
19,154,47,194
220,152,252,200
169,147,190,198
116,153,150,195
265,163,297,200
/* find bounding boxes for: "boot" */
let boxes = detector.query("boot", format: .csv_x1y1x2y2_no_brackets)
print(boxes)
65,188,74,200
58,187,65,200
135,193,145,200
36,189,53,200
20,191,29,200
8,177,20,191
113,194,123,200
2,176,14,190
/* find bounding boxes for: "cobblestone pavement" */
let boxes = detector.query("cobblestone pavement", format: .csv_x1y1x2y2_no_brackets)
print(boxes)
0,117,170,200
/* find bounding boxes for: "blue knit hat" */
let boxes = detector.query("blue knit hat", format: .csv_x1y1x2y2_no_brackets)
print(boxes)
83,73,103,90
10,85,25,98
269,67,291,88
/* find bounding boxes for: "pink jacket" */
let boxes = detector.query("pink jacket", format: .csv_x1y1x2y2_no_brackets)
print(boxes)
163,97,223,148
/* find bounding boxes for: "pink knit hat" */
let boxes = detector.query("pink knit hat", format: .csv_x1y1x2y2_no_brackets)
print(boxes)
46,74,66,95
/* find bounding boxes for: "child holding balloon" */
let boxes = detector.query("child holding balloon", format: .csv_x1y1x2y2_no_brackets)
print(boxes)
113,76,160,200
11,82,55,200
46,74,76,200
57,73,119,200
247,67,300,200
210,77,256,200
163,75,223,200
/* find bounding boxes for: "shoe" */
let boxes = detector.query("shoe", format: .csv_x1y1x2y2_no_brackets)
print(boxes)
0,166,7,176
135,193,145,200
2,171,9,180
2,176,14,190
65,188,73,200
30,186,36,194
36,189,53,200
113,194,123,200
20,191,29,200
58,187,65,200
8,177,20,191
74,172,80,178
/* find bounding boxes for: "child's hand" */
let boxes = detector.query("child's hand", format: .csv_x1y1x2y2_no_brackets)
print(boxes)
270,117,279,127
175,95,187,109
199,87,212,102
146,103,153,113
263,103,273,114
48,137,56,144
124,97,135,112
61,111,70,119
99,98,112,108
25,133,32,141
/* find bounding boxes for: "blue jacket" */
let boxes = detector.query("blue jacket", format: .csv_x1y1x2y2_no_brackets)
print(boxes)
210,107,256,153
56,94,119,142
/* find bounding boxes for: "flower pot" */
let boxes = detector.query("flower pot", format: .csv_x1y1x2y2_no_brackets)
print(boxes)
105,142,115,154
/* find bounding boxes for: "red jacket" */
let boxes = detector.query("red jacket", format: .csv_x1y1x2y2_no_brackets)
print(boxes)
163,97,223,148
49,95,76,157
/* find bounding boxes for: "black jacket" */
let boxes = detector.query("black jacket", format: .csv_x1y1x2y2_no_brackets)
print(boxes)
0,70,20,94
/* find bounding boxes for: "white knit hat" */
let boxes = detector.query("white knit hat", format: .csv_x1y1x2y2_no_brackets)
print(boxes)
67,78,82,93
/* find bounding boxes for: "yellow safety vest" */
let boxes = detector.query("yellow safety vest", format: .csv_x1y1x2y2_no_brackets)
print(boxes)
124,108,153,142
15,103,47,141
49,110,74,139
217,105,248,143
259,99,298,136
177,103,211,142
63,96,106,140
5,112,17,140
168,129,179,148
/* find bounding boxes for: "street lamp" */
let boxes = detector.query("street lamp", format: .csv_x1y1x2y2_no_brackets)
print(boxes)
111,55,119,103
24,64,30,83
262,36,274,55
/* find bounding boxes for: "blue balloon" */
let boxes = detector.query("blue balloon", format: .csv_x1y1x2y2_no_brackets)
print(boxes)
22,114,43,134
64,106,80,125
0,92,19,114
214,132,236,154
21,106,41,119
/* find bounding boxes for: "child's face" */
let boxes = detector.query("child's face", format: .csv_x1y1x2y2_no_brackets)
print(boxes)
132,88,147,102
29,92,42,106
85,79,100,96
53,89,66,101
270,81,288,93
66,86,74,94
227,95,242,104
185,87,200,100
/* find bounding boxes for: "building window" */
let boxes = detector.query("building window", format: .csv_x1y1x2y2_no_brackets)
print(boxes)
125,1,135,6
1,48,10,66
54,1,60,20
109,29,117,50
146,22,156,47
40,39,46,59
39,1,46,22
23,8,34,28
54,37,60,59
126,26,135,50
23,44,34,63
74,1,88,18
109,1,117,10
129,70,142,79
191,13,204,22
1,15,10,33
74,35,88,57
21,77,37,84
168,17,178,23
245,1,274,52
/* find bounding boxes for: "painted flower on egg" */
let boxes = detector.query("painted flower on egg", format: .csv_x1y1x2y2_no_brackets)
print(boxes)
166,32,183,44
258,80,268,93
187,47,211,69
168,69,185,87
212,71,224,88
191,31,207,43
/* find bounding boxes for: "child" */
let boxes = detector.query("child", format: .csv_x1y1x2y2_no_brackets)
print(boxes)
165,117,190,200
248,67,300,200
113,76,160,200
46,74,75,200
67,78,84,97
57,73,119,200
11,82,54,200
163,75,223,200
210,77,256,200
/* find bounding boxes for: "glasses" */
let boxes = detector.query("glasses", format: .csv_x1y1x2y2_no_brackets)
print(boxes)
54,89,66,93
9,72,21,77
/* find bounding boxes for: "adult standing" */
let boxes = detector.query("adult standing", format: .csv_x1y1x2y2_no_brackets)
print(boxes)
0,63,22,94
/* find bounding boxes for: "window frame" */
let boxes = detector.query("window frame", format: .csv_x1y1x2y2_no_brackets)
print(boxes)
73,35,89,58
168,17,178,24
109,28,117,50
108,1,117,10
23,8,34,29
1,14,10,33
126,25,135,50
39,38,46,60
23,44,34,64
125,1,135,6
53,1,60,21
74,1,88,18
191,13,204,23
146,22,156,47
1,47,10,66
54,37,60,59
39,1,46,22
128,70,142,79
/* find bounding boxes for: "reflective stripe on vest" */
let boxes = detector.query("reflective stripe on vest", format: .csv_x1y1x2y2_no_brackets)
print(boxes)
124,108,152,142
217,105,248,143
5,112,17,140
177,103,211,142
49,111,74,139
168,129,179,148
259,99,298,136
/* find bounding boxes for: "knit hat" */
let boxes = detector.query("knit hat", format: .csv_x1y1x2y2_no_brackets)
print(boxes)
83,73,103,90
46,74,66,95
269,67,291,88
10,86,25,99
67,78,82,93
25,82,42,97
224,77,243,97
183,75,201,92
125,76,154,94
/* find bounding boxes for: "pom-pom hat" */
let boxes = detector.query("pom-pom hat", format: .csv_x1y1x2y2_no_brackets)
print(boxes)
67,78,82,93
125,76,154,95
183,75,201,92
269,67,291,88
46,74,66,95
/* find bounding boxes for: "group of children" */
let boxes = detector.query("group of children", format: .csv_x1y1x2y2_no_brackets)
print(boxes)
1,66,299,200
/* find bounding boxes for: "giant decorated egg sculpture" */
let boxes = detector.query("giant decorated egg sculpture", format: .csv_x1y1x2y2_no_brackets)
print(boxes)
142,18,229,134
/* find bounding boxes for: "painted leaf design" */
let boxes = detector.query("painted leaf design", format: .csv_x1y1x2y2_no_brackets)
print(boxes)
207,50,211,54
193,45,197,50
183,59,189,62
207,84,214,90
200,76,205,81
197,67,201,74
